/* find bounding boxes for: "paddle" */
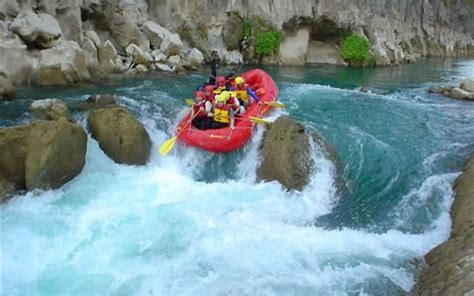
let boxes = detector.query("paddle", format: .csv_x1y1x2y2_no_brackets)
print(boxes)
264,101,285,108
185,98,194,106
159,112,199,156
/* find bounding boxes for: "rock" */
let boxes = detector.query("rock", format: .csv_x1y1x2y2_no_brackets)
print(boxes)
0,75,16,99
167,55,181,67
151,50,167,63
67,94,117,111
37,40,91,86
0,1,20,20
0,125,30,201
160,32,183,56
279,28,310,65
0,38,39,84
143,21,168,49
449,87,473,101
460,78,474,93
28,98,71,121
55,5,82,41
155,63,173,72
256,116,313,191
127,64,148,74
88,107,151,165
306,40,345,65
10,11,61,49
412,154,474,295
0,119,87,200
85,30,101,46
25,118,87,190
125,43,152,66
183,48,204,68
222,12,244,51
428,86,453,96
97,40,118,72
80,37,101,74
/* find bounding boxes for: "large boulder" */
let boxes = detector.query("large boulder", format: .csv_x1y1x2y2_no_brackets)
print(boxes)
256,116,314,191
0,118,87,201
412,154,474,295
0,125,30,201
10,11,61,49
88,107,151,165
0,75,15,99
37,40,91,85
28,98,71,121
25,118,87,190
182,48,204,69
279,28,310,65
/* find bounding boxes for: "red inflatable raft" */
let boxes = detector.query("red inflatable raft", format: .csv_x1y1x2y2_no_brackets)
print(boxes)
176,69,279,153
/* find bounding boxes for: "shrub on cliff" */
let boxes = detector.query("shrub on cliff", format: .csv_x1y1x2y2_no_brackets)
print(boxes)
255,29,282,57
340,34,370,66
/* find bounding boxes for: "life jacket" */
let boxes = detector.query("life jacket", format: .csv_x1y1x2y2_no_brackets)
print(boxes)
227,96,240,113
214,85,227,95
213,102,230,123
233,84,250,103
193,101,207,118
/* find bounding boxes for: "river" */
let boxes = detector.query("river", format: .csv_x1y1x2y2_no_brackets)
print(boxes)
1,59,474,295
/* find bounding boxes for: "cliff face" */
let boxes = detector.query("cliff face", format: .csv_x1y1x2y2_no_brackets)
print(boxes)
151,0,474,65
0,0,473,86
412,154,474,295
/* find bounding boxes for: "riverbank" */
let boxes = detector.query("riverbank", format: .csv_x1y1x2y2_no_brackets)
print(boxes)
412,154,474,295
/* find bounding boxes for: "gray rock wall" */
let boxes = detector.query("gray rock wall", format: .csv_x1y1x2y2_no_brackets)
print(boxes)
412,154,474,295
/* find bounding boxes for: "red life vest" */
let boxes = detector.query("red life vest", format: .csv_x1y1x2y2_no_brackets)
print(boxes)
193,101,207,118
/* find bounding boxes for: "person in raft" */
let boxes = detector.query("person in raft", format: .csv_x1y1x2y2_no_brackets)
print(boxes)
231,76,261,108
189,90,213,130
206,91,235,130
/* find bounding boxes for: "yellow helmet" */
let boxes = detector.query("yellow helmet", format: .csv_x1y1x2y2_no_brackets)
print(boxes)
217,91,230,103
235,76,244,85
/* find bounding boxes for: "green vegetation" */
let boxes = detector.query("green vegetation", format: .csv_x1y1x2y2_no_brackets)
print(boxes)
243,18,252,40
340,34,370,65
255,29,282,57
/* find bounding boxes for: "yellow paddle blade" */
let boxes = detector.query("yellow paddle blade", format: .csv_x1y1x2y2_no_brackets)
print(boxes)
158,136,177,156
265,101,285,108
185,98,194,106
249,116,271,124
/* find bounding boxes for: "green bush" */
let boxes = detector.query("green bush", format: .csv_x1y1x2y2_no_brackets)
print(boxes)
255,30,282,57
243,18,252,39
340,34,369,64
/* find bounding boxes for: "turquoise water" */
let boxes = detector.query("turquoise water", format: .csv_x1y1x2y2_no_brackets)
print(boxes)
1,59,473,295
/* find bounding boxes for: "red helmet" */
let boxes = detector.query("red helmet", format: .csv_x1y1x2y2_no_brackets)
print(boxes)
216,76,226,86
204,85,214,93
195,90,205,100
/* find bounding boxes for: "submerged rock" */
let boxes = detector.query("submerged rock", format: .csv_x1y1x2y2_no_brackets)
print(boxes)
88,107,151,165
460,78,474,93
67,94,117,112
29,98,71,121
0,118,87,201
429,80,474,101
412,154,474,295
257,116,314,191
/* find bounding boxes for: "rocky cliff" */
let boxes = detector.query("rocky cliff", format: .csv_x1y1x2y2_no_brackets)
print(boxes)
412,154,474,295
0,0,473,86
